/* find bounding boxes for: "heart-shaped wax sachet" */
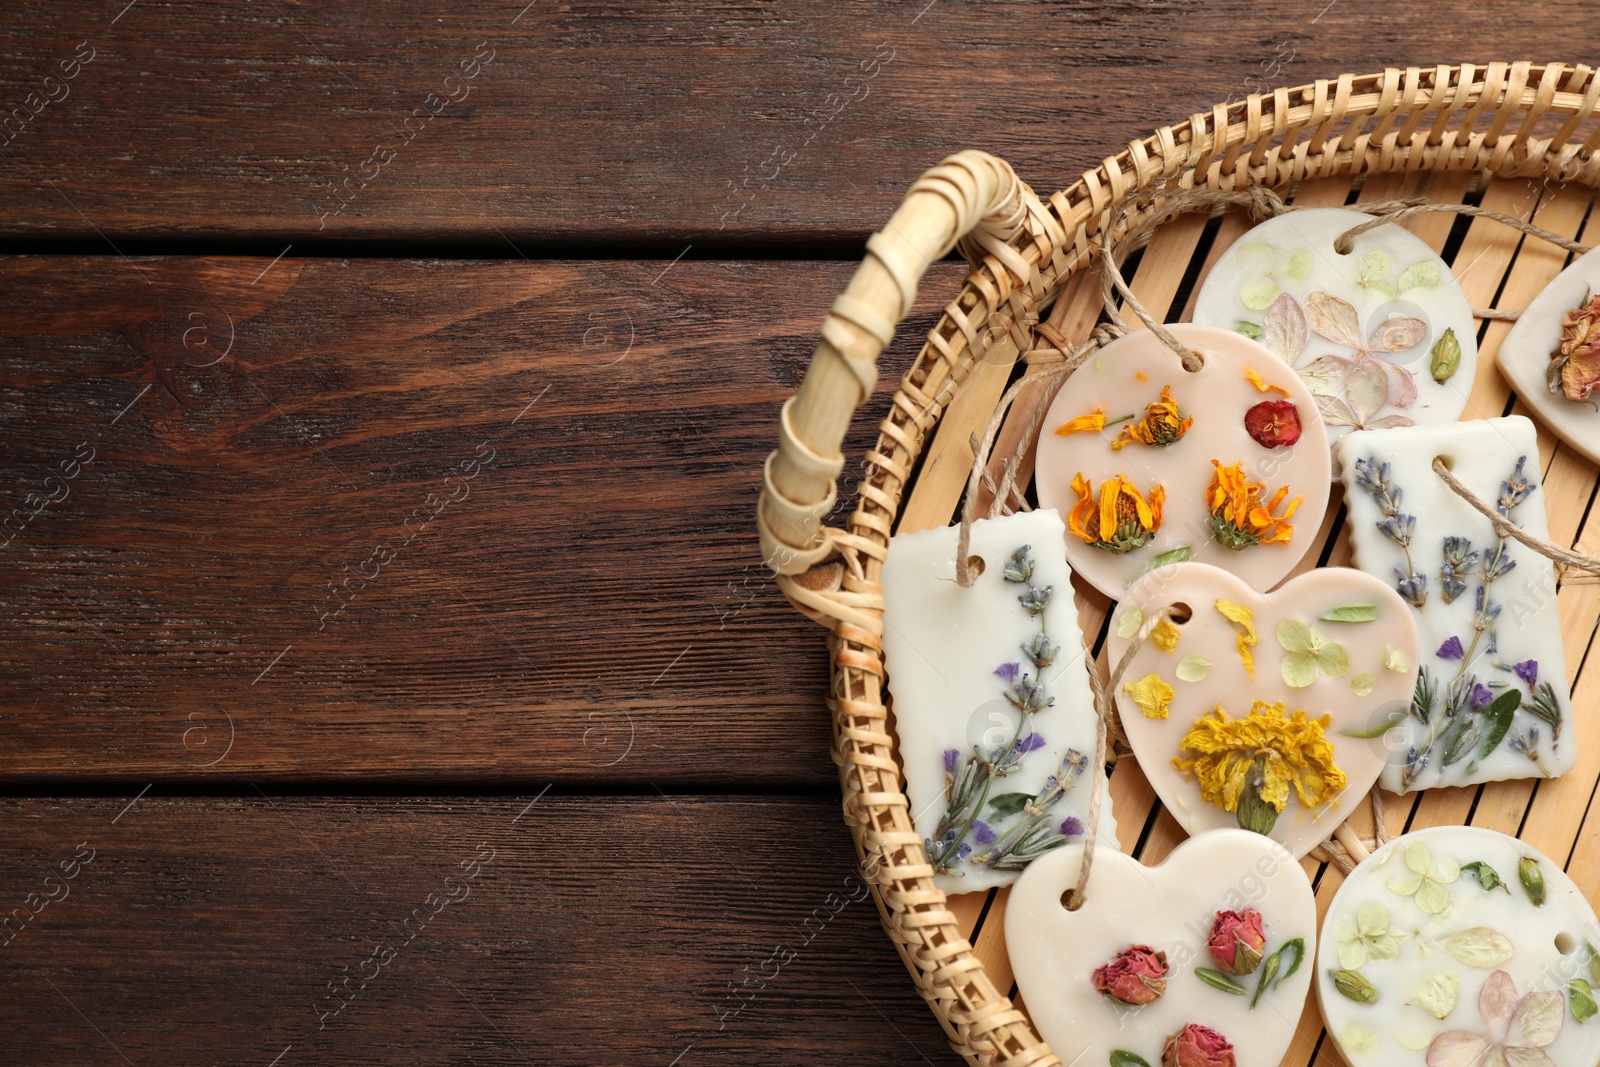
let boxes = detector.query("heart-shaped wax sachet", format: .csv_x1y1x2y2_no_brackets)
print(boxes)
1108,562,1420,858
1034,323,1330,599
1317,826,1600,1067
1008,829,1317,1067
1192,208,1478,450
1497,245,1600,466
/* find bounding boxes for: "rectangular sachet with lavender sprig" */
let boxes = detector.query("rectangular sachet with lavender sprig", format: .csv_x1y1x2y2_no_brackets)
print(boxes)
1337,416,1574,792
879,511,1117,895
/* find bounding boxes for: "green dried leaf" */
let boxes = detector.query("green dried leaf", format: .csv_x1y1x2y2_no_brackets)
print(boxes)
1251,946,1283,1008
1320,603,1380,623
1235,320,1263,340
1588,942,1600,986
1110,1052,1154,1067
1572,979,1598,1024
1285,251,1313,281
1479,689,1522,758
1430,328,1462,384
1242,277,1281,311
1398,260,1441,292
1459,861,1509,894
1341,710,1405,738
1439,927,1515,968
1196,967,1247,995
1272,937,1306,987
986,792,1033,819
1359,251,1392,283
1116,607,1143,639
1141,545,1193,574
1350,672,1377,697
1412,972,1459,1019
1176,655,1211,683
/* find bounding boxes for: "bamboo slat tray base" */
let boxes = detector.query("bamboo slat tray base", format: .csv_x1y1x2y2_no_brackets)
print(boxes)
890,168,1600,1067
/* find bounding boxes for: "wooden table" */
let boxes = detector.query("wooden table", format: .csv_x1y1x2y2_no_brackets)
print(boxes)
0,4,1592,1064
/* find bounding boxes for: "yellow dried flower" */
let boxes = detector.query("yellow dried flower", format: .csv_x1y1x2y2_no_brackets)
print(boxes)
1111,385,1193,451
1068,473,1165,554
1054,410,1107,436
1174,700,1347,833
1124,673,1175,720
1151,617,1182,654
1206,459,1302,550
1215,599,1258,681
1244,366,1291,397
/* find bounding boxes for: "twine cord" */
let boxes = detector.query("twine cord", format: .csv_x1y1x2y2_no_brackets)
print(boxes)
1432,457,1600,578
1065,603,1175,911
1334,201,1592,257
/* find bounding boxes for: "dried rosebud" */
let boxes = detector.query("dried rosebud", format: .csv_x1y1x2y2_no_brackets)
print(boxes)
1429,328,1462,384
1330,968,1378,1004
1161,1023,1237,1067
1519,855,1546,906
1553,291,1600,401
1243,400,1301,449
1091,944,1169,1005
1207,909,1266,976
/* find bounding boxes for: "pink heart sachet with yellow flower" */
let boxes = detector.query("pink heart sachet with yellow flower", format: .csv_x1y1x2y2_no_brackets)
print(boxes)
1108,562,1420,859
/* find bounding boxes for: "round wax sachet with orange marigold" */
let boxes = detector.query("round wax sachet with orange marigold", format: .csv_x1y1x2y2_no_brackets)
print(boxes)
1035,324,1330,599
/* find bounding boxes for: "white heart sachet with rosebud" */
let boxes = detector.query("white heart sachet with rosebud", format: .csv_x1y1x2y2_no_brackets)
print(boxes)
1317,825,1600,1067
879,510,1117,895
1008,828,1317,1067
1336,417,1574,792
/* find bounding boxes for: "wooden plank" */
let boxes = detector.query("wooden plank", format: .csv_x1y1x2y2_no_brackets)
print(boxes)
0,793,950,1065
0,254,971,782
1,3,1595,242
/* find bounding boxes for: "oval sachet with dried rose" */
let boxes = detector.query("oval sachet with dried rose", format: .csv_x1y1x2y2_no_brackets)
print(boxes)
1316,825,1600,1067
1034,324,1330,599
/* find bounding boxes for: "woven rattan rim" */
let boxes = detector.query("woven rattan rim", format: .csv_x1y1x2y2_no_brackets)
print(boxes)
757,62,1600,1066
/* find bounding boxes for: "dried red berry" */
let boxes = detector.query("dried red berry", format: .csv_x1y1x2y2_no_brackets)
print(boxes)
1244,400,1302,448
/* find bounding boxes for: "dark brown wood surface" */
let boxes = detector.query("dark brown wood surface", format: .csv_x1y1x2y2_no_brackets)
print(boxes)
0,255,965,783
0,794,950,1065
0,1,1589,246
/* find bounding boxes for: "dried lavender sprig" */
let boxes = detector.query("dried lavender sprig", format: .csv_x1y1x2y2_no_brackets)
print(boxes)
1354,457,1426,607
1440,536,1478,605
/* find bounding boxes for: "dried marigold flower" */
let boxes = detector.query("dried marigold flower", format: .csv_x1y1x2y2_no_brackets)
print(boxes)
1112,385,1193,451
1173,700,1346,835
1067,473,1164,554
1054,410,1107,436
1206,460,1301,550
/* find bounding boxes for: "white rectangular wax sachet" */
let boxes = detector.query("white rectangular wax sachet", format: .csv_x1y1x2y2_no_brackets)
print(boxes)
1337,416,1574,792
880,510,1116,895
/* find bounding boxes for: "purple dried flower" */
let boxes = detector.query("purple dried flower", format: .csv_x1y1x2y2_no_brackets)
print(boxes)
971,820,997,846
1514,659,1539,688
1060,816,1085,837
994,662,1021,685
1470,683,1493,709
1015,731,1047,757
943,749,960,775
1436,636,1465,661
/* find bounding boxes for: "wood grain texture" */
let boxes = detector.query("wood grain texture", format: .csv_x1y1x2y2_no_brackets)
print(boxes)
0,793,950,1065
0,254,970,782
0,1,1592,244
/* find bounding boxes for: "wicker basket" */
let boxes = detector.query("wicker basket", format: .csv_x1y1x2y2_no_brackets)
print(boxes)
757,63,1600,1066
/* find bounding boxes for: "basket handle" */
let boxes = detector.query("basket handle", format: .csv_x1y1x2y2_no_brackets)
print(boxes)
758,149,1035,575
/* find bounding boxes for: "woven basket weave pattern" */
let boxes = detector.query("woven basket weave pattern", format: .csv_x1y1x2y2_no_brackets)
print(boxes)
758,62,1600,1066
